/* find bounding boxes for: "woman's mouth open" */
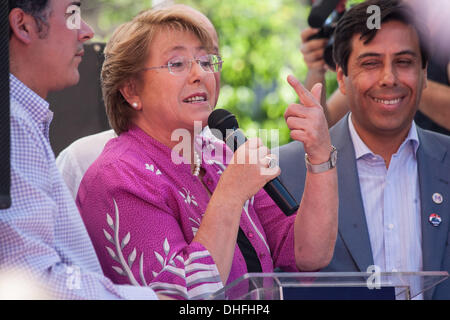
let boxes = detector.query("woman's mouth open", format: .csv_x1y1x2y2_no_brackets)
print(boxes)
183,93,208,104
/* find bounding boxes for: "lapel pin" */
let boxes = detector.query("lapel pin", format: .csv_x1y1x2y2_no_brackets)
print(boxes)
429,213,442,227
432,193,443,205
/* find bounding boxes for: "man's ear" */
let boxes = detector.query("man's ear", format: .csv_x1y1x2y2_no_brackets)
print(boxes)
119,79,142,110
336,66,347,96
9,8,36,44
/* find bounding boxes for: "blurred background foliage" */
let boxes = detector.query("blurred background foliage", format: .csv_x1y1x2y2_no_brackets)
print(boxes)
82,0,364,146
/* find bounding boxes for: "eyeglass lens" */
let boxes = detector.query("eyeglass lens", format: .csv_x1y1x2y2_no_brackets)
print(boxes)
168,55,222,74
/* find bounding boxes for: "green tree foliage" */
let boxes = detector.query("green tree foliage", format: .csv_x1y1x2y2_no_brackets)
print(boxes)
184,0,309,146
85,0,364,146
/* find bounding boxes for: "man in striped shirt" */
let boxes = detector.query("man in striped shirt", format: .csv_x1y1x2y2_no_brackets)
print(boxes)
1,0,159,299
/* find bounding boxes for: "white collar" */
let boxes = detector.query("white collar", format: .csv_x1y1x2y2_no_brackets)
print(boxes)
347,112,420,160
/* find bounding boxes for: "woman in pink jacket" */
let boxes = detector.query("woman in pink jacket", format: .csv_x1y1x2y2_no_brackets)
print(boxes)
77,5,338,300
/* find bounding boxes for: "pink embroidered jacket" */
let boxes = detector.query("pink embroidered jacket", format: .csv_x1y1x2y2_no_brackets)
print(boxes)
77,125,298,299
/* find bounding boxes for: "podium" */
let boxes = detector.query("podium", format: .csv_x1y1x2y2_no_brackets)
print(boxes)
208,271,449,300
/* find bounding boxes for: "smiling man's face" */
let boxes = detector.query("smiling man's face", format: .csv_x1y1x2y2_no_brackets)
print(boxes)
337,20,427,139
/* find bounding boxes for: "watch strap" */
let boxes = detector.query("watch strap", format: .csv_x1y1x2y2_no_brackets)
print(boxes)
305,146,337,173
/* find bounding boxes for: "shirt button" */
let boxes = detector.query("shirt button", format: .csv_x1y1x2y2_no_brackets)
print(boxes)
259,253,266,259
247,232,254,239
206,178,213,185
388,223,394,230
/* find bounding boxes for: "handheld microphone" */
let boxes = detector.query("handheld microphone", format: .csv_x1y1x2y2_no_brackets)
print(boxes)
208,109,299,216
308,0,341,28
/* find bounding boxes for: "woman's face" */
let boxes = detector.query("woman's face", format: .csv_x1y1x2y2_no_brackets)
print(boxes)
134,29,217,142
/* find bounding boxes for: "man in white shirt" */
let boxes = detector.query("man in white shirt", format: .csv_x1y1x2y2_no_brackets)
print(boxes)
279,0,450,299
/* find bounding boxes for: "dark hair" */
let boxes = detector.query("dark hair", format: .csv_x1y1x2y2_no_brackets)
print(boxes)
333,0,429,76
9,0,51,38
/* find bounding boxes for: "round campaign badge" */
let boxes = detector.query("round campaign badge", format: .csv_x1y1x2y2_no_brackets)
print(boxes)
432,193,443,205
429,213,442,227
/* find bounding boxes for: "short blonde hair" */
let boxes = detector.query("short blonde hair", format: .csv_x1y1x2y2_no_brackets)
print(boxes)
101,6,215,135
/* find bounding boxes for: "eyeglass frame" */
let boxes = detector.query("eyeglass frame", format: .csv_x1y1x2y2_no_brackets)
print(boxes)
141,54,223,75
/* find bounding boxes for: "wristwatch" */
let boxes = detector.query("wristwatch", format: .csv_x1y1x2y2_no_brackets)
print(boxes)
305,145,337,173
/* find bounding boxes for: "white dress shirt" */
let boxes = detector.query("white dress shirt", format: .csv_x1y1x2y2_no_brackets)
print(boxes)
56,129,117,199
348,113,423,299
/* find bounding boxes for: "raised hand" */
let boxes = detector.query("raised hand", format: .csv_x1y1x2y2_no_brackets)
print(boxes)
285,75,332,164
300,28,328,74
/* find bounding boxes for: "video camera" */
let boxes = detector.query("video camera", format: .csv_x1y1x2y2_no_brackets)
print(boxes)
307,0,347,70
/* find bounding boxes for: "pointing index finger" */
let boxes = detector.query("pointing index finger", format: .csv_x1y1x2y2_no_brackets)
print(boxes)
287,75,319,108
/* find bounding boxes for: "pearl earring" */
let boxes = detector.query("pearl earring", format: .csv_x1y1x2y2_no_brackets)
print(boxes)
132,102,139,109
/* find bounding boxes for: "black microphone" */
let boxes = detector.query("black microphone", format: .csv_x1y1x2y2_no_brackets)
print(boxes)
208,109,299,216
308,0,341,28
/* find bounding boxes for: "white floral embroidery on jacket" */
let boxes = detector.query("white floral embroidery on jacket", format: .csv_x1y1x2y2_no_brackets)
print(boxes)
179,187,198,206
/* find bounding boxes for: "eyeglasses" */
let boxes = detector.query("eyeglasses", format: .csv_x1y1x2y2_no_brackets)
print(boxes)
142,54,223,75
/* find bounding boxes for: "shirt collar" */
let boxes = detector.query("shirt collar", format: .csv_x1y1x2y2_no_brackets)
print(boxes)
10,73,52,125
348,112,420,160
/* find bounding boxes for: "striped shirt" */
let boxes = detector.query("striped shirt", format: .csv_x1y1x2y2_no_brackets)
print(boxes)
0,74,157,299
348,113,423,298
